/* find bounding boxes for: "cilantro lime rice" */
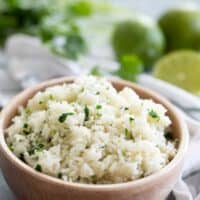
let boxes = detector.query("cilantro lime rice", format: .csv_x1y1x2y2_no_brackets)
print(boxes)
6,76,177,184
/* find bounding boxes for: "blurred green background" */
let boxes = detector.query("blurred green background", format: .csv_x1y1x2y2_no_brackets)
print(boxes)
1,0,200,95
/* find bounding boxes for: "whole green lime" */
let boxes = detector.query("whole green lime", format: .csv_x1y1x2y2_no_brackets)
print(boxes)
159,8,200,51
111,17,165,68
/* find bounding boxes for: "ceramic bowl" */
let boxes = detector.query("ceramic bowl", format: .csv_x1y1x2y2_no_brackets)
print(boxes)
0,77,189,200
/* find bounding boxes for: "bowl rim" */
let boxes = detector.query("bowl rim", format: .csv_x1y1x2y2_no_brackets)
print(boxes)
0,76,189,191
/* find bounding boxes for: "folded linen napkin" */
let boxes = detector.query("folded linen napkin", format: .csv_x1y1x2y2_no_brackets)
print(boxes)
138,74,200,200
0,36,200,200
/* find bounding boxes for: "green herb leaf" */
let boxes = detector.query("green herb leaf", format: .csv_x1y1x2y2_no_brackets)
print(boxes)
57,172,63,179
91,175,97,183
124,128,132,140
148,110,160,120
50,33,87,60
23,130,31,135
84,105,90,121
39,13,88,60
35,164,42,172
28,143,44,155
58,112,74,123
28,149,35,155
25,107,32,115
115,55,143,82
23,123,31,135
90,66,102,76
49,94,54,100
19,153,26,163
96,104,102,110
37,143,44,149
65,33,87,60
129,117,134,122
39,101,43,104
23,123,28,129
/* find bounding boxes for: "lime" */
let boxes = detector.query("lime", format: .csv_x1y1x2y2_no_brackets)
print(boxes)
111,16,165,68
153,50,200,94
159,7,200,51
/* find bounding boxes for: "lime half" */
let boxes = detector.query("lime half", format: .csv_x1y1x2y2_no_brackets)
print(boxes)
153,50,200,95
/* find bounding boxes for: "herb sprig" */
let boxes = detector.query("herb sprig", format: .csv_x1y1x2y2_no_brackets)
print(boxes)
84,105,90,121
148,109,160,120
58,112,74,123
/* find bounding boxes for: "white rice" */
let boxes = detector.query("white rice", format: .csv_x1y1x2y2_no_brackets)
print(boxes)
6,76,177,184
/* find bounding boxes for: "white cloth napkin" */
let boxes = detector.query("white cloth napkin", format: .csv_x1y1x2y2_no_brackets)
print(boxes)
138,74,200,200
0,35,200,200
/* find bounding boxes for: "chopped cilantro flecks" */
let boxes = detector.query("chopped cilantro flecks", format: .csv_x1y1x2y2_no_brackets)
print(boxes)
49,94,54,100
96,104,102,110
164,132,173,141
25,108,31,115
124,128,132,140
148,110,160,120
58,112,74,123
124,107,129,110
19,153,26,163
96,91,100,95
96,110,102,117
84,106,89,121
28,143,44,155
28,149,35,155
129,117,134,122
23,123,31,135
91,175,97,183
39,101,43,104
90,66,102,76
35,164,42,172
58,172,63,179
23,123,28,129
23,130,31,135
37,143,44,149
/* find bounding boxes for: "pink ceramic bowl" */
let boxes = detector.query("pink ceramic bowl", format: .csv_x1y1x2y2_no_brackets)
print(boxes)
0,77,189,200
